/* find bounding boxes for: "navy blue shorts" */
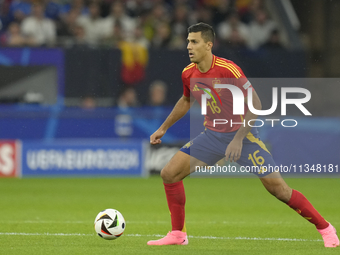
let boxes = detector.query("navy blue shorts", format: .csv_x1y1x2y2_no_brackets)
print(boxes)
180,128,276,176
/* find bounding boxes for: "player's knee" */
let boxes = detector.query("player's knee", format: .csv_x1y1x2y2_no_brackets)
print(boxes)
160,168,175,183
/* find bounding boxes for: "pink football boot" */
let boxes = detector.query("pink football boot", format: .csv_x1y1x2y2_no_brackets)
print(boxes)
147,231,188,245
318,223,340,248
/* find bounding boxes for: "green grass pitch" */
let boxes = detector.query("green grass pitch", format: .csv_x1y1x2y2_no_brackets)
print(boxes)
0,176,339,255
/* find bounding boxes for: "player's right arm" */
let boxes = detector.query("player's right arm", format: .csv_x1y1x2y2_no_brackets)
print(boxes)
150,95,193,145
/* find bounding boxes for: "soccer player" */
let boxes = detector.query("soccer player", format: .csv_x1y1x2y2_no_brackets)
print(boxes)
147,23,339,247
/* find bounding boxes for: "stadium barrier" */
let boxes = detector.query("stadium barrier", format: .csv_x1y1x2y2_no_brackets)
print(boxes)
1,139,149,178
1,117,339,179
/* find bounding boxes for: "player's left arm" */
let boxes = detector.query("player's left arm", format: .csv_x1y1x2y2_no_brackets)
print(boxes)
225,90,262,162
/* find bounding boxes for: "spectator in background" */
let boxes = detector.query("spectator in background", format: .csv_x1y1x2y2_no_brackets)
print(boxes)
227,27,248,49
60,0,88,18
169,4,190,49
0,0,14,29
151,22,171,49
44,0,61,20
171,4,189,39
102,1,136,41
8,0,32,24
0,0,282,52
1,0,12,18
238,0,265,24
195,6,212,26
102,20,125,48
133,25,150,49
76,2,105,46
96,0,112,18
0,21,34,46
148,80,168,106
247,9,276,49
117,87,139,109
261,29,284,49
44,0,63,44
125,0,151,18
21,2,56,46
143,3,170,42
217,11,249,47
72,24,87,47
57,8,80,37
212,0,232,26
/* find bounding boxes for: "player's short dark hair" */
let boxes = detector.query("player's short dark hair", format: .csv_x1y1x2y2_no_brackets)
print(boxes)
188,23,215,43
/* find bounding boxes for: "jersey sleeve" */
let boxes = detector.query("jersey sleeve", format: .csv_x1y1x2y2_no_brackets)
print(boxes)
181,72,191,97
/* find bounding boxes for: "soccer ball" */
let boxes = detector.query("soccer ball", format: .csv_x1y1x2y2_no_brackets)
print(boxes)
94,209,126,240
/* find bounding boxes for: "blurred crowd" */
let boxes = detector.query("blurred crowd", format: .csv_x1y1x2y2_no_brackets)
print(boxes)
0,0,283,50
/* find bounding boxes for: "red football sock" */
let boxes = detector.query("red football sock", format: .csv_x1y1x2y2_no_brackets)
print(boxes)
164,181,186,231
287,189,329,229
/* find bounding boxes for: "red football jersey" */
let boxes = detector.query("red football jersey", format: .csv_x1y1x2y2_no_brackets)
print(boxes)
182,55,253,133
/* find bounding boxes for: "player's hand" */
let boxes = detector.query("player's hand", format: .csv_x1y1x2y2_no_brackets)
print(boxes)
150,129,166,145
225,139,243,162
